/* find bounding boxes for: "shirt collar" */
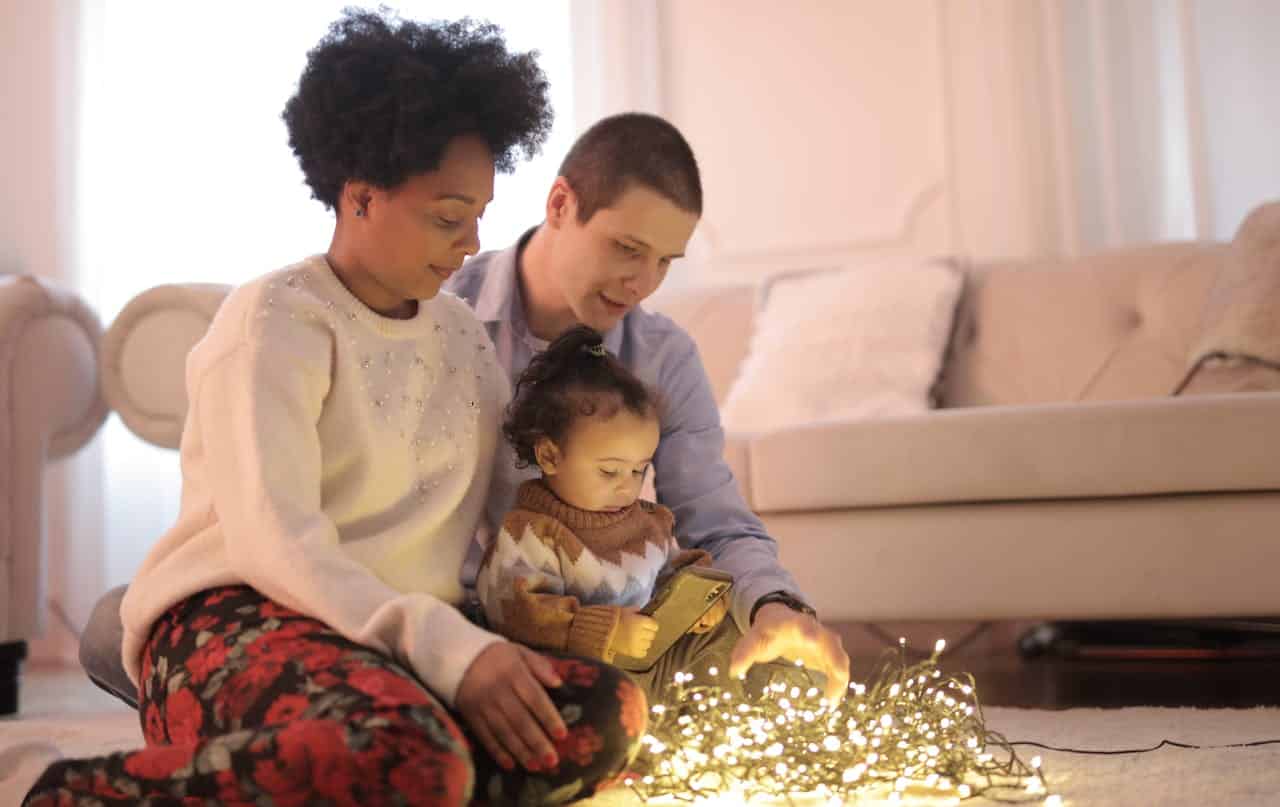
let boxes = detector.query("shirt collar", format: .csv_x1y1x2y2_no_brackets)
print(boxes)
474,226,626,356
471,228,530,326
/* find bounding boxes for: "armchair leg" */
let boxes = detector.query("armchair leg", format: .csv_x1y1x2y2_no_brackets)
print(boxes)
0,640,27,715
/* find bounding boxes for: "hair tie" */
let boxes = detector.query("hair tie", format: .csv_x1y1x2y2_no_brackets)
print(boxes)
584,343,607,357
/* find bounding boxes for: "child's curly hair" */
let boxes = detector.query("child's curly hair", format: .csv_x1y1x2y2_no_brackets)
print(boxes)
504,326,661,469
283,8,553,210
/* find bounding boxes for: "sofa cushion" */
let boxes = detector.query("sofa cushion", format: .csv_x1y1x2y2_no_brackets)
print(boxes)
720,260,962,432
741,393,1280,512
941,243,1224,407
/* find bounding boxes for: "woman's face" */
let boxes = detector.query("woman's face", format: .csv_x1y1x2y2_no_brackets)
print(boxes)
344,134,495,312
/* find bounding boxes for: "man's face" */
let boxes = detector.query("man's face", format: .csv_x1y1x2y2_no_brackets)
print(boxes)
550,184,700,332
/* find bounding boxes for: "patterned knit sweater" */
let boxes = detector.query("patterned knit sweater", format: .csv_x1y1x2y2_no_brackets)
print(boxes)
476,479,710,662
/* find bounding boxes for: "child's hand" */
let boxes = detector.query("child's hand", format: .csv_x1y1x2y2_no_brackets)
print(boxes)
614,608,659,658
689,595,728,635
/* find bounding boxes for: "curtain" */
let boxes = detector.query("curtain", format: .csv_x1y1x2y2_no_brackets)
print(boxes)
75,0,576,587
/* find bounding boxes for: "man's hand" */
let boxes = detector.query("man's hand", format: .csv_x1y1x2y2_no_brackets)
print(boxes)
728,602,850,702
455,642,567,773
689,596,728,635
613,608,659,658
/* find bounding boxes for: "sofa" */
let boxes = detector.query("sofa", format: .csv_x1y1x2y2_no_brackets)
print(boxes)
3,200,1279,711
657,210,1280,622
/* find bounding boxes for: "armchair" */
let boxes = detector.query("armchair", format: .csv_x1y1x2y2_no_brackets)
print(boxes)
0,274,107,714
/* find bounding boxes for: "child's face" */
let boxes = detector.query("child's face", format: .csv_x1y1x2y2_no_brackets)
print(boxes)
539,408,660,512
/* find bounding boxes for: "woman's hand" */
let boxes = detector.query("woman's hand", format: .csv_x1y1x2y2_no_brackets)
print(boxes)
455,642,568,773
613,608,659,658
688,596,728,635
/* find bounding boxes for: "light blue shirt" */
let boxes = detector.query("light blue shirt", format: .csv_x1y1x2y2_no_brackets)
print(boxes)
446,228,808,630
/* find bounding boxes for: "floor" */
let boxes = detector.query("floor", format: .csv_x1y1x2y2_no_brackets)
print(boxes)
10,622,1280,807
13,618,1280,718
830,620,1280,710
16,662,133,718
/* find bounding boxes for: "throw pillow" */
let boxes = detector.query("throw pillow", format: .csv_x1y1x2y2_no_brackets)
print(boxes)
1185,201,1280,374
1174,352,1280,396
720,258,963,433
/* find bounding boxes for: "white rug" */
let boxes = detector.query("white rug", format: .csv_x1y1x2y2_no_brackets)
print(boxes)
3,707,1279,805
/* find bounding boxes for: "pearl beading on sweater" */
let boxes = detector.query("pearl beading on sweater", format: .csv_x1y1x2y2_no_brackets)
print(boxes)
262,267,497,503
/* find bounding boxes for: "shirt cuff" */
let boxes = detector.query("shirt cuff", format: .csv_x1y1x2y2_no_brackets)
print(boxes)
418,605,506,708
731,577,791,633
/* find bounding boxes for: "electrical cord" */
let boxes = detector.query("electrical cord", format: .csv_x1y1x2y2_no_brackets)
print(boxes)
863,621,994,658
862,624,1280,757
1011,737,1280,755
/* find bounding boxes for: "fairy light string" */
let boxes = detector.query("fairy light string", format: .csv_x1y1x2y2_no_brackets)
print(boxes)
626,638,1062,804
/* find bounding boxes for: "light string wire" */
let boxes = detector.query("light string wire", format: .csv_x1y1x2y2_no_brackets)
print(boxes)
627,640,1062,805
1011,738,1280,755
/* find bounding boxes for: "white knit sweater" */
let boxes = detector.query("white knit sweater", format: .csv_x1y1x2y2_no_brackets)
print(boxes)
120,255,509,705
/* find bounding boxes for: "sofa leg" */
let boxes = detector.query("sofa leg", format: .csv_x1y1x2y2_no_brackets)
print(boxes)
0,640,27,716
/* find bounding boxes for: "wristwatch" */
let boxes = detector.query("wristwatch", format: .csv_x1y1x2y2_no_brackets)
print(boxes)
750,590,818,624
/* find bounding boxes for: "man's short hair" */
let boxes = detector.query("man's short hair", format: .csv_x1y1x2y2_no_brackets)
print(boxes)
558,113,702,223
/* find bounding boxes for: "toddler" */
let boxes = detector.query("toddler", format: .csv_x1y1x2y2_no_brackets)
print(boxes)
476,326,729,686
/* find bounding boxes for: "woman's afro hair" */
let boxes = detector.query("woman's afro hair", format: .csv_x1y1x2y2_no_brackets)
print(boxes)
283,7,553,209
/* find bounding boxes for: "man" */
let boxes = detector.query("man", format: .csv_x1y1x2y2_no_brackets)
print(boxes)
79,112,849,708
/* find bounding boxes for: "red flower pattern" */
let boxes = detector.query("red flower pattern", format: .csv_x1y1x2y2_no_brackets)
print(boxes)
186,636,232,684
27,586,636,806
165,687,202,745
346,665,432,707
142,702,165,744
122,743,195,780
617,678,648,739
555,657,601,689
557,723,605,767
264,693,310,725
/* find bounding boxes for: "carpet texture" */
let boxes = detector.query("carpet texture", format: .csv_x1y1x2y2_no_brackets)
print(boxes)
2,707,1278,805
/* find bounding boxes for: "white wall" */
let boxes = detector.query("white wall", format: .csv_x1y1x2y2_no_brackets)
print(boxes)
640,0,1280,292
648,0,1086,288
2,0,104,662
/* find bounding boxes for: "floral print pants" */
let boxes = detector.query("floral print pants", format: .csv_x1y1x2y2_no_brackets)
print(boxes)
25,586,646,806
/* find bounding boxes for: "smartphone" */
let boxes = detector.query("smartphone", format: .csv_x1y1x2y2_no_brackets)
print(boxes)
613,566,733,673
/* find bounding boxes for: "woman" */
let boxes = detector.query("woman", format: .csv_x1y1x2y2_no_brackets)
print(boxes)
25,10,644,806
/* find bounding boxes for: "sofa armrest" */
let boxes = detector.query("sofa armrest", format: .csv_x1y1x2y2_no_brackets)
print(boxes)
0,275,108,641
741,393,1280,513
101,283,230,449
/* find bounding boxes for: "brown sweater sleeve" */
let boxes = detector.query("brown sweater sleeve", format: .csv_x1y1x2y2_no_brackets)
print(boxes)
478,511,623,662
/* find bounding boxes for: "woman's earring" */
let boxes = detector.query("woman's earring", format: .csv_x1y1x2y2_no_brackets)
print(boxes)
355,207,366,218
